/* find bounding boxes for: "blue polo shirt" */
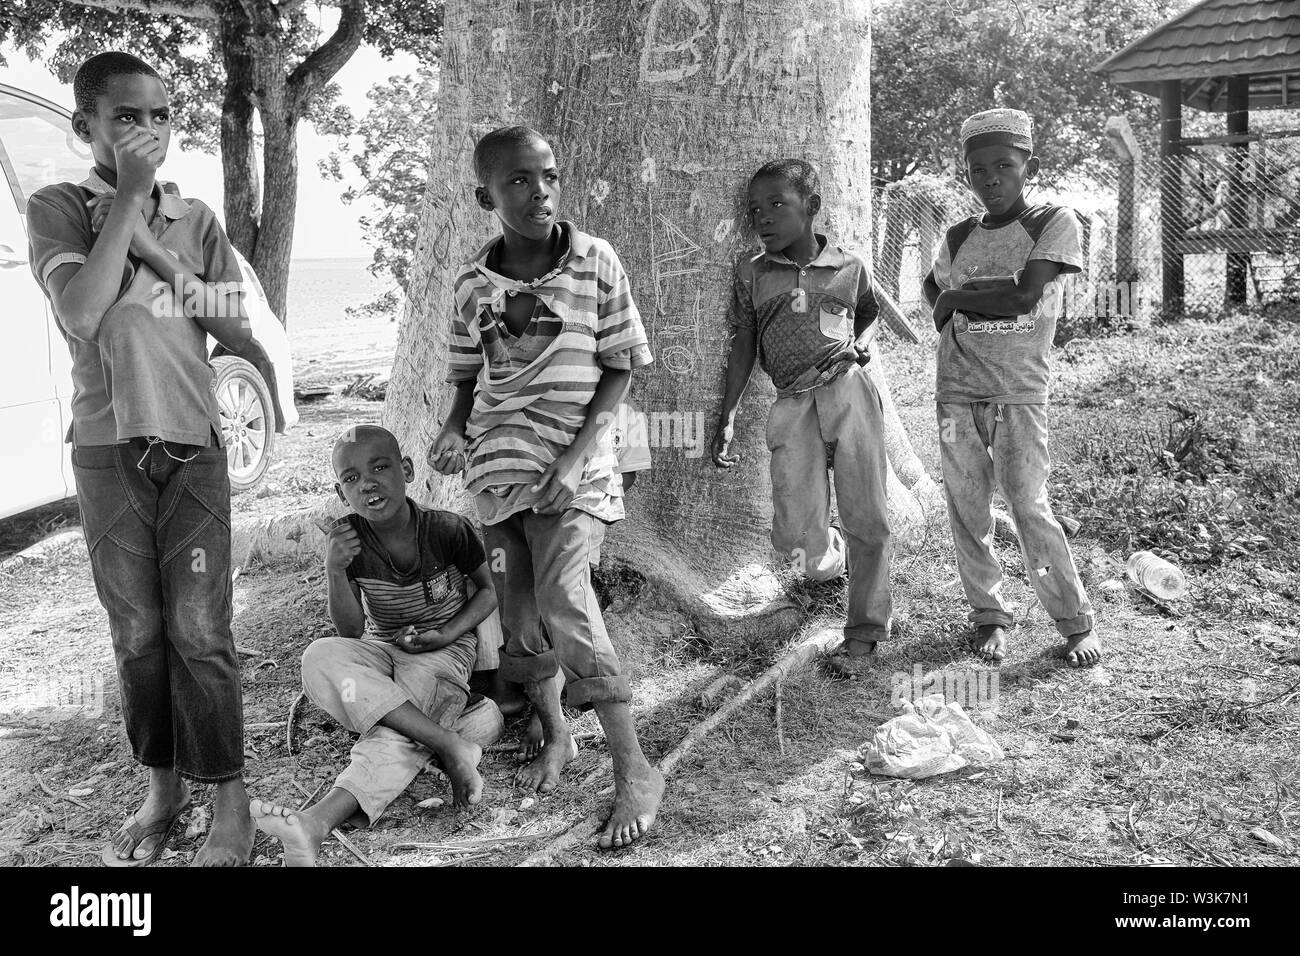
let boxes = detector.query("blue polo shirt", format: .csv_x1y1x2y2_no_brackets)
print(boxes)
728,235,878,393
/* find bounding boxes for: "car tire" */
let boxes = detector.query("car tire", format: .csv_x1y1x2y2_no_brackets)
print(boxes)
212,356,276,493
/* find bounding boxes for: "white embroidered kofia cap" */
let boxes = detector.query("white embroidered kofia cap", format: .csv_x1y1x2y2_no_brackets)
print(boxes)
960,108,1033,157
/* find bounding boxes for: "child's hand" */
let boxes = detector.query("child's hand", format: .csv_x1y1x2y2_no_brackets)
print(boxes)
86,195,158,258
531,452,583,515
711,420,738,469
395,626,446,654
428,428,468,475
113,127,164,199
324,521,361,573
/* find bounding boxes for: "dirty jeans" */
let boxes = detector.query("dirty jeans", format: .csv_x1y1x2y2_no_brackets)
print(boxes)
767,365,894,645
71,439,243,782
301,634,501,824
937,402,1094,638
483,508,630,708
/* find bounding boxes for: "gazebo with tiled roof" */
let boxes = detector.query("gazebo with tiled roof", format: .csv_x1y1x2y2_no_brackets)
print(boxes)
1096,0,1300,311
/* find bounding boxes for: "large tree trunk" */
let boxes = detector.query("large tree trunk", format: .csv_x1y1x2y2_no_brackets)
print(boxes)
385,0,938,635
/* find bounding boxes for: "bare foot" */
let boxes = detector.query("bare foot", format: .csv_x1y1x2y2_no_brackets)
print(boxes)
974,624,1007,662
518,711,544,761
250,799,330,867
108,780,190,862
516,734,578,793
842,637,877,658
440,738,485,807
598,765,665,850
192,795,253,867
1059,631,1103,668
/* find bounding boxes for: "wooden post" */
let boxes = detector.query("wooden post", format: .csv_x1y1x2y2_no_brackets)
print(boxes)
1159,79,1184,318
1105,115,1142,295
1225,74,1250,306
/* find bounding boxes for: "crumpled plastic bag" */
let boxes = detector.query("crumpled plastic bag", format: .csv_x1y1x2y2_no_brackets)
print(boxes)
860,694,1005,779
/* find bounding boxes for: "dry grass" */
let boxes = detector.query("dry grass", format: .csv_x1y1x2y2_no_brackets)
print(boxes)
1,314,1298,867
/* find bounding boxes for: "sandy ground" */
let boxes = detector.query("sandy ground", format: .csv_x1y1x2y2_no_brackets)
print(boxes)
1,313,1297,867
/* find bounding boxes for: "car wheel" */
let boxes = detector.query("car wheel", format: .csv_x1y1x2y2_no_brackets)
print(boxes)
213,356,276,493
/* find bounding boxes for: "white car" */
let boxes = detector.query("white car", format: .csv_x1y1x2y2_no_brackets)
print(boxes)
0,82,297,519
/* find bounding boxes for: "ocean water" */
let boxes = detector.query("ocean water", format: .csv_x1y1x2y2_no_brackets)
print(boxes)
285,257,400,381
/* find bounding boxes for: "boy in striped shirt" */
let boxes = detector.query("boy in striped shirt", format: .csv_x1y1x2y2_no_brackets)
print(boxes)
251,425,501,866
429,126,664,850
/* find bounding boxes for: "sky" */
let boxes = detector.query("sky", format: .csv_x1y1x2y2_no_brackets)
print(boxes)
0,22,421,261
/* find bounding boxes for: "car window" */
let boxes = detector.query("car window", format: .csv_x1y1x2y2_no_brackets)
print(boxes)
0,89,92,210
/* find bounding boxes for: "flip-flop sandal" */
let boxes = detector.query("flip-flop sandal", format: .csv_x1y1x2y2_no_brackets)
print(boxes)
100,801,192,867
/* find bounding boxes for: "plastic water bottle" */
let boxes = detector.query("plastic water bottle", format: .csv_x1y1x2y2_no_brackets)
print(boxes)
1126,551,1188,600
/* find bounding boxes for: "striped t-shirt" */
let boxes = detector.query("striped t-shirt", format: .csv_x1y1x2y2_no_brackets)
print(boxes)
344,501,486,655
446,222,653,525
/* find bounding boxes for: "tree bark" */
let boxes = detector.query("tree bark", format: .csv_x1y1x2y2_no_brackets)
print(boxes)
386,0,937,635
217,1,260,261
214,0,365,324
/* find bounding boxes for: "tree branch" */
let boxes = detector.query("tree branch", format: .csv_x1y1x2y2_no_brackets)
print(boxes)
64,0,219,21
286,0,365,114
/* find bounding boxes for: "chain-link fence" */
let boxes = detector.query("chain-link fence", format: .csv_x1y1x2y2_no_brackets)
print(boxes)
874,133,1300,336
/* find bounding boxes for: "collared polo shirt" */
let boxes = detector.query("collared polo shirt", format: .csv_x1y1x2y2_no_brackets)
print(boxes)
26,170,243,445
446,221,653,525
728,235,878,393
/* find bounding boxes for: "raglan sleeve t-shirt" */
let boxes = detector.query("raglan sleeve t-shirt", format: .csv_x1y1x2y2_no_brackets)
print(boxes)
932,203,1083,404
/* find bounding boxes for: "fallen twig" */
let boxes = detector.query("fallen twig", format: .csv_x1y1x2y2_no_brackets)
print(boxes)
391,828,568,854
774,679,787,756
995,788,1003,831
286,691,306,756
1013,704,1063,729
295,780,326,812
292,781,370,866
246,721,284,732
518,625,844,867
433,853,490,866
35,774,90,810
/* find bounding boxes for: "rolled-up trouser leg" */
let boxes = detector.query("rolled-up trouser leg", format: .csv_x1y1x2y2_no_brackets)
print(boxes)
484,513,558,687
525,509,629,708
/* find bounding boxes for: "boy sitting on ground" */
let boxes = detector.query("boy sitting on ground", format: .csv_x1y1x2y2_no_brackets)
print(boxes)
922,108,1101,667
429,126,663,849
712,159,894,659
252,425,502,866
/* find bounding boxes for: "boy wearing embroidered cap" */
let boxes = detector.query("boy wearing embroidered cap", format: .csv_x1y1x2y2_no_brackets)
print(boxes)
922,108,1101,668
24,51,254,866
712,159,892,659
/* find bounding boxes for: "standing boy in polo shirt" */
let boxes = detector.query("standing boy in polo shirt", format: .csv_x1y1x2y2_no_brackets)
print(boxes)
429,126,664,849
712,159,893,658
25,52,254,866
922,108,1100,667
